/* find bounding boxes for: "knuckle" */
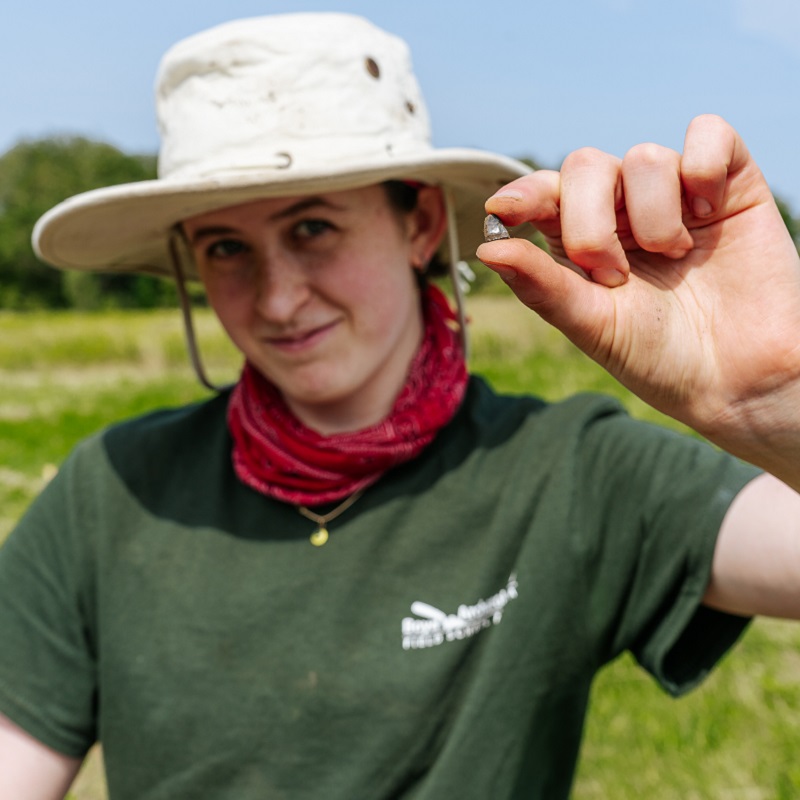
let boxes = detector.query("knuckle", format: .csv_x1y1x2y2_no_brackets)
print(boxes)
689,112,729,132
624,142,672,169
682,162,726,188
563,231,618,261
562,147,614,172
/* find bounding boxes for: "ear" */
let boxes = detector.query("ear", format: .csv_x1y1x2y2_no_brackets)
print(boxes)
407,186,447,270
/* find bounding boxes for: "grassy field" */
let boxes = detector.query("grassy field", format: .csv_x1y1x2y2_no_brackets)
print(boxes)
1,296,799,799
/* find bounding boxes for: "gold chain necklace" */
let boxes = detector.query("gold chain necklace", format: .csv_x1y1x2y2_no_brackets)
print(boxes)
297,489,365,546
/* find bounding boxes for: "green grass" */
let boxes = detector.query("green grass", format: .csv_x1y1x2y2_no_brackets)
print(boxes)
1,299,798,799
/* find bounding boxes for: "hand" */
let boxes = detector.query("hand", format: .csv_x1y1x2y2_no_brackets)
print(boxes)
477,114,800,487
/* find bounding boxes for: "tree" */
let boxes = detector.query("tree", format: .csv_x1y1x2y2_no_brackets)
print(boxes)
0,137,174,309
775,194,800,252
1,138,797,308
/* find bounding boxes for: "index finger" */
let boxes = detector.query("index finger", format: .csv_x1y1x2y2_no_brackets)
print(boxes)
485,169,563,238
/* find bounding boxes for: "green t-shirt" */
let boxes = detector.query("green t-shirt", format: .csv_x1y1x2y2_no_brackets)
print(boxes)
0,377,759,799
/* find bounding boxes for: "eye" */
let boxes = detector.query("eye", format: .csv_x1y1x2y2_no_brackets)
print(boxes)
293,219,335,241
205,238,249,259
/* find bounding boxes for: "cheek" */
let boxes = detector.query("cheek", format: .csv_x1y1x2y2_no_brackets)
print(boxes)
201,273,255,331
332,259,419,325
362,275,421,343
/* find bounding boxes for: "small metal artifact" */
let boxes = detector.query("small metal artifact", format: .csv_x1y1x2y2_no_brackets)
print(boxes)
483,214,510,242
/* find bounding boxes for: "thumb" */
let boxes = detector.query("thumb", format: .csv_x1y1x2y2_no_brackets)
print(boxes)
476,238,612,356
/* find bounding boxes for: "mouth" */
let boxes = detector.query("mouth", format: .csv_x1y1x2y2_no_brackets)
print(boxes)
265,319,341,353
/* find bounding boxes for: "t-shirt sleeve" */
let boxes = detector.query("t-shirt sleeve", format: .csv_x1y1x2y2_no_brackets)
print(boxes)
0,440,99,757
572,402,761,697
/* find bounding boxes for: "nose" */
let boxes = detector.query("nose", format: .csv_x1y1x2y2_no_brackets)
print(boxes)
254,250,311,325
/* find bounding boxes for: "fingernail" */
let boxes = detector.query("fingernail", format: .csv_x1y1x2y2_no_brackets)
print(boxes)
489,189,524,202
591,267,627,287
665,248,690,260
692,197,713,217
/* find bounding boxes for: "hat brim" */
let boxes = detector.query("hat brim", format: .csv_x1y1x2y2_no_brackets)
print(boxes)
33,148,532,281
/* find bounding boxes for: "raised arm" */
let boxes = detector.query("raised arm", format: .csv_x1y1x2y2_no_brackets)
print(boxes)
705,473,800,619
476,114,800,619
0,713,82,800
477,114,800,492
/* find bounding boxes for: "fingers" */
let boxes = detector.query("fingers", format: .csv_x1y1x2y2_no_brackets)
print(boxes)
485,169,563,239
560,148,629,286
483,115,759,293
475,236,608,354
485,117,744,277
486,144,697,286
485,158,631,287
621,143,694,258
680,114,751,219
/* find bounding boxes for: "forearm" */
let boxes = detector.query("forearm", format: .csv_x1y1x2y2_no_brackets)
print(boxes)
696,384,800,494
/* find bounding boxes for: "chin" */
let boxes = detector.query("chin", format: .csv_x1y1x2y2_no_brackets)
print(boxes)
291,383,356,409
280,372,355,406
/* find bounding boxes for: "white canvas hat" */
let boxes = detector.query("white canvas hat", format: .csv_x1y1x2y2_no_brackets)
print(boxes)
32,13,532,280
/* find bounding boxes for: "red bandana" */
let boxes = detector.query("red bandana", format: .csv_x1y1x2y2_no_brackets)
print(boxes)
227,284,468,506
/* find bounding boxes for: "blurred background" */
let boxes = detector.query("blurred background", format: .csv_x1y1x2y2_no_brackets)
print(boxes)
1,0,799,309
2,3,800,798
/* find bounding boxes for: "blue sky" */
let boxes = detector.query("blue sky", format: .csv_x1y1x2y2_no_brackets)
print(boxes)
4,0,800,208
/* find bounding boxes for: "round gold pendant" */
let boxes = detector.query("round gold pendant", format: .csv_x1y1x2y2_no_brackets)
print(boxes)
310,526,329,546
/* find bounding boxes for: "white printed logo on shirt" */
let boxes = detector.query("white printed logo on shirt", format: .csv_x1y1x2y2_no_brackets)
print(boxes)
401,574,518,650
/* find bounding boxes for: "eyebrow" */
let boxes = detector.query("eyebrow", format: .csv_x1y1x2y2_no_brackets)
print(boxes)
269,196,345,220
185,197,346,246
185,225,239,247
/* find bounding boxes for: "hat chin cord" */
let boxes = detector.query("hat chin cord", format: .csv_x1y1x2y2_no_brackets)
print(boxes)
443,187,470,361
168,194,470,393
168,228,229,393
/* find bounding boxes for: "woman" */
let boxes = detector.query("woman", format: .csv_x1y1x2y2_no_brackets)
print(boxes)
2,12,800,800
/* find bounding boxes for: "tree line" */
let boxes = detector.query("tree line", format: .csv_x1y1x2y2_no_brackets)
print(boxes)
0,137,798,310
0,138,172,310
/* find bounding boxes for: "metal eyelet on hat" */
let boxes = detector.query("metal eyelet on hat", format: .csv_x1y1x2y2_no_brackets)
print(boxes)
32,14,532,293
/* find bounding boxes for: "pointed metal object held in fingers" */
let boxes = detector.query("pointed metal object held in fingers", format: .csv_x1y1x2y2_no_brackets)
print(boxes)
483,214,510,242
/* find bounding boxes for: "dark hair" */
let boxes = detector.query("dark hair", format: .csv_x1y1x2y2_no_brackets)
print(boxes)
382,181,448,278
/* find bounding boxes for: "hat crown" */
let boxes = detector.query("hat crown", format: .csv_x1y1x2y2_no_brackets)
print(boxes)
33,13,531,278
156,14,433,181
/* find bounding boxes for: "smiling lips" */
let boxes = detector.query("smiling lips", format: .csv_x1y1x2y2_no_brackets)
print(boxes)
265,319,341,352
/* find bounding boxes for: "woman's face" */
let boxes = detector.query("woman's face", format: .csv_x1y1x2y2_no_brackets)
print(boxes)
182,184,446,434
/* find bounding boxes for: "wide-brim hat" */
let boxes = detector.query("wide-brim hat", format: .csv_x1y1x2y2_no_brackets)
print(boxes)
33,13,532,281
